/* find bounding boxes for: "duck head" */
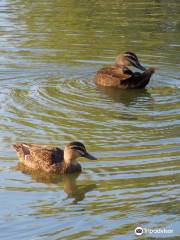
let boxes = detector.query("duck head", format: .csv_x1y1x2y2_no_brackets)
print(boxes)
115,52,146,71
64,141,97,164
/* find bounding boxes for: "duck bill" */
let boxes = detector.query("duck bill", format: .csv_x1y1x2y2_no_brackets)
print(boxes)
84,152,97,160
135,62,146,71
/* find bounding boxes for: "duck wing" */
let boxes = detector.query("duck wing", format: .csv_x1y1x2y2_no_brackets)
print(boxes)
95,66,130,87
12,143,64,165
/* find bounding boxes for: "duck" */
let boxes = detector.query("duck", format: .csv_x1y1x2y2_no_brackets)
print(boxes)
95,52,155,89
12,141,97,174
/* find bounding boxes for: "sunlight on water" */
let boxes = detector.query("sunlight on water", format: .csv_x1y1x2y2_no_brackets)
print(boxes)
0,0,180,239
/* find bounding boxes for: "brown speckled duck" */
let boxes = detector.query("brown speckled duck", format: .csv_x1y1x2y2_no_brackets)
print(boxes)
95,52,155,89
13,141,96,174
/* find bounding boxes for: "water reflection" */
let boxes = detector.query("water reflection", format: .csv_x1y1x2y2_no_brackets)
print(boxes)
97,85,153,106
16,163,96,204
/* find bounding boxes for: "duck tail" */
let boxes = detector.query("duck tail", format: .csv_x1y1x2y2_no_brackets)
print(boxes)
138,67,155,88
12,143,30,162
12,144,21,152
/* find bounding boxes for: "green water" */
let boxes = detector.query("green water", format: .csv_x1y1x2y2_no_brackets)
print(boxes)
0,0,180,239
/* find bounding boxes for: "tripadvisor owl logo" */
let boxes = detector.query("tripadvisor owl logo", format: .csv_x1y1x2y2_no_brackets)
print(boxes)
135,227,143,236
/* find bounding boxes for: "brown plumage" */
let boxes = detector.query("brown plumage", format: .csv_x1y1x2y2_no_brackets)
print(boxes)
12,142,96,174
95,52,155,89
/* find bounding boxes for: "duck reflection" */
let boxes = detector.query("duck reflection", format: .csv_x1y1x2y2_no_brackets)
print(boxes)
16,163,96,204
97,85,153,106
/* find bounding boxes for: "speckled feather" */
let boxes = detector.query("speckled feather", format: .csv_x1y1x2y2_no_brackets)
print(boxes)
12,143,82,174
95,66,155,89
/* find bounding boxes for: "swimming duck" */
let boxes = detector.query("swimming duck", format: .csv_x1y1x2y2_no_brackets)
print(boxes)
95,52,155,89
12,141,96,174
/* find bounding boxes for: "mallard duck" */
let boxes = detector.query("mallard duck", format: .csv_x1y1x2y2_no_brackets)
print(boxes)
12,141,96,174
95,52,155,89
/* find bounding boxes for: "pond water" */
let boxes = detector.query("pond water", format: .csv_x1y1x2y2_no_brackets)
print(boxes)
0,0,179,239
